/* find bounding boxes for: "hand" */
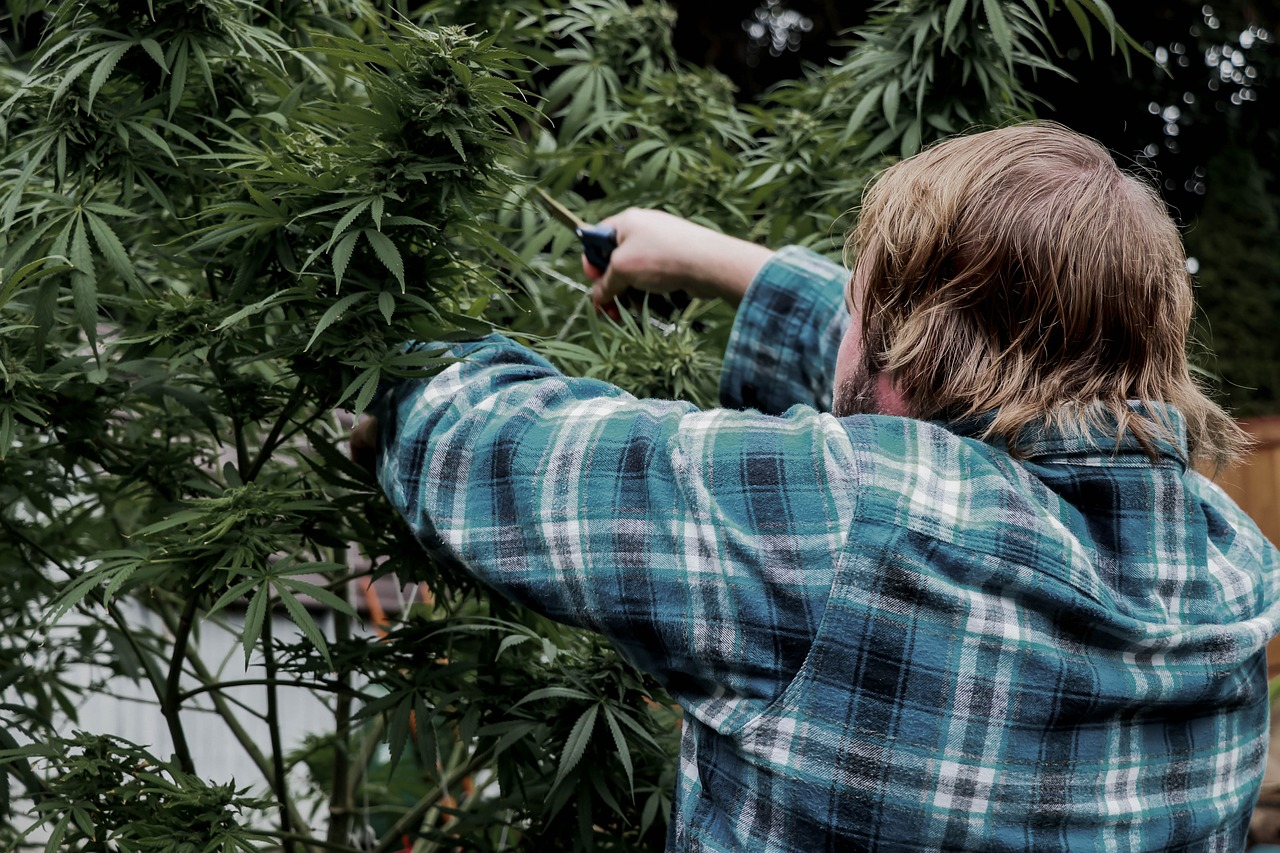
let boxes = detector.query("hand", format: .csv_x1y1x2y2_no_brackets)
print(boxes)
350,415,378,475
583,209,774,315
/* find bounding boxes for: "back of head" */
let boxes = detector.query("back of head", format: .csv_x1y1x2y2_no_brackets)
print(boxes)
846,121,1247,469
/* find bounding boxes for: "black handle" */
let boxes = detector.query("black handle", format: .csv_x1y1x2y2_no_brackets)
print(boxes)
578,225,617,272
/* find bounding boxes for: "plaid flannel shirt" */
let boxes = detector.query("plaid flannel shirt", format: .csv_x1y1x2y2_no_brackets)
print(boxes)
374,246,1280,852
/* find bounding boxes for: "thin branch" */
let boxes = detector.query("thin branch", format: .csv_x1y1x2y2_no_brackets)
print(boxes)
161,592,200,775
271,407,334,461
166,603,318,847
262,608,297,851
1,517,73,586
275,834,364,853
210,347,251,475
105,603,169,710
5,512,202,778
344,713,387,808
415,769,498,853
205,263,220,302
210,685,271,722
176,677,356,704
370,747,496,853
245,382,308,483
327,565,355,847
6,517,194,771
94,441,187,503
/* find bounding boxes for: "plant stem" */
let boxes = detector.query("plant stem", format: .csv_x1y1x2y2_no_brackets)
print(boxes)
177,626,317,847
205,264,220,302
414,771,495,853
369,747,496,853
5,518,195,798
262,607,297,851
276,834,363,853
162,592,200,775
245,382,307,483
2,519,66,586
177,677,354,703
327,562,354,847
278,407,331,446
106,603,169,710
209,349,250,475
345,714,386,808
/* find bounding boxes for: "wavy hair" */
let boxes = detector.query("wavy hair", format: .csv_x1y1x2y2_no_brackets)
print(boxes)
845,122,1248,470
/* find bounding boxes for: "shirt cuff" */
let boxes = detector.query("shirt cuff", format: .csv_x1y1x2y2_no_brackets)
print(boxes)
719,245,850,414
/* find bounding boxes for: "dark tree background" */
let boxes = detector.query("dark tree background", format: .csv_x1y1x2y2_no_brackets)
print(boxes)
671,0,1280,416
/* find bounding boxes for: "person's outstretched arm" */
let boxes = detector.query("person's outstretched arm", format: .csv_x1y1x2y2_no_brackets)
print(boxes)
351,210,862,712
367,334,859,717
583,208,775,311
585,209,851,414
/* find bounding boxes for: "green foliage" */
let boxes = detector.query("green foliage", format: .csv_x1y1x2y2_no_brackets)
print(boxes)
1,733,270,852
0,0,1137,849
811,0,1143,162
287,612,680,849
540,301,723,408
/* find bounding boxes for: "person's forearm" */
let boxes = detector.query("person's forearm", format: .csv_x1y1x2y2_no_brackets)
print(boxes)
586,209,774,311
686,231,774,307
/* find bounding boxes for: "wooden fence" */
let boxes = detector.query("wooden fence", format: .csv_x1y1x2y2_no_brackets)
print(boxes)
1217,415,1280,549
1226,416,1280,842
1211,415,1280,675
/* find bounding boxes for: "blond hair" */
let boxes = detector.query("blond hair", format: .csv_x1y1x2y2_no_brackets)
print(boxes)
845,122,1248,470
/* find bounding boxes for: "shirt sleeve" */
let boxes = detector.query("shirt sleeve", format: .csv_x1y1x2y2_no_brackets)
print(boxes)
373,334,858,722
720,245,850,414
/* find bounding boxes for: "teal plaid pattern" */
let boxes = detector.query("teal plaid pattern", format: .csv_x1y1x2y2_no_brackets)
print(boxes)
375,246,1280,851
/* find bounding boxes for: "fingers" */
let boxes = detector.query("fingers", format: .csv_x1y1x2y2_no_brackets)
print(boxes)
583,245,623,320
582,208,659,320
590,277,622,321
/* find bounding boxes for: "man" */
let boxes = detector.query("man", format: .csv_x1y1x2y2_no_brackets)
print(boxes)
353,122,1280,851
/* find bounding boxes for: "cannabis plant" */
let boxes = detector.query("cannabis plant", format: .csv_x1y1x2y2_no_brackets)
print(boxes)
0,0,1134,849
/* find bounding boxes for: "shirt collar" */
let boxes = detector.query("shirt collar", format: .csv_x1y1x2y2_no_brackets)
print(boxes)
941,402,1189,467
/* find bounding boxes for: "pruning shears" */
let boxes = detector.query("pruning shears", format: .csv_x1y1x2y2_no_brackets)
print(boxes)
532,187,618,272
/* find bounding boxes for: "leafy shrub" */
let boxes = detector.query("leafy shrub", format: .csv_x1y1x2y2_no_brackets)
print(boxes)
0,0,1134,849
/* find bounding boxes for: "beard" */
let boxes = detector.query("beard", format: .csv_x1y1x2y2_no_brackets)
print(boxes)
832,360,880,417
